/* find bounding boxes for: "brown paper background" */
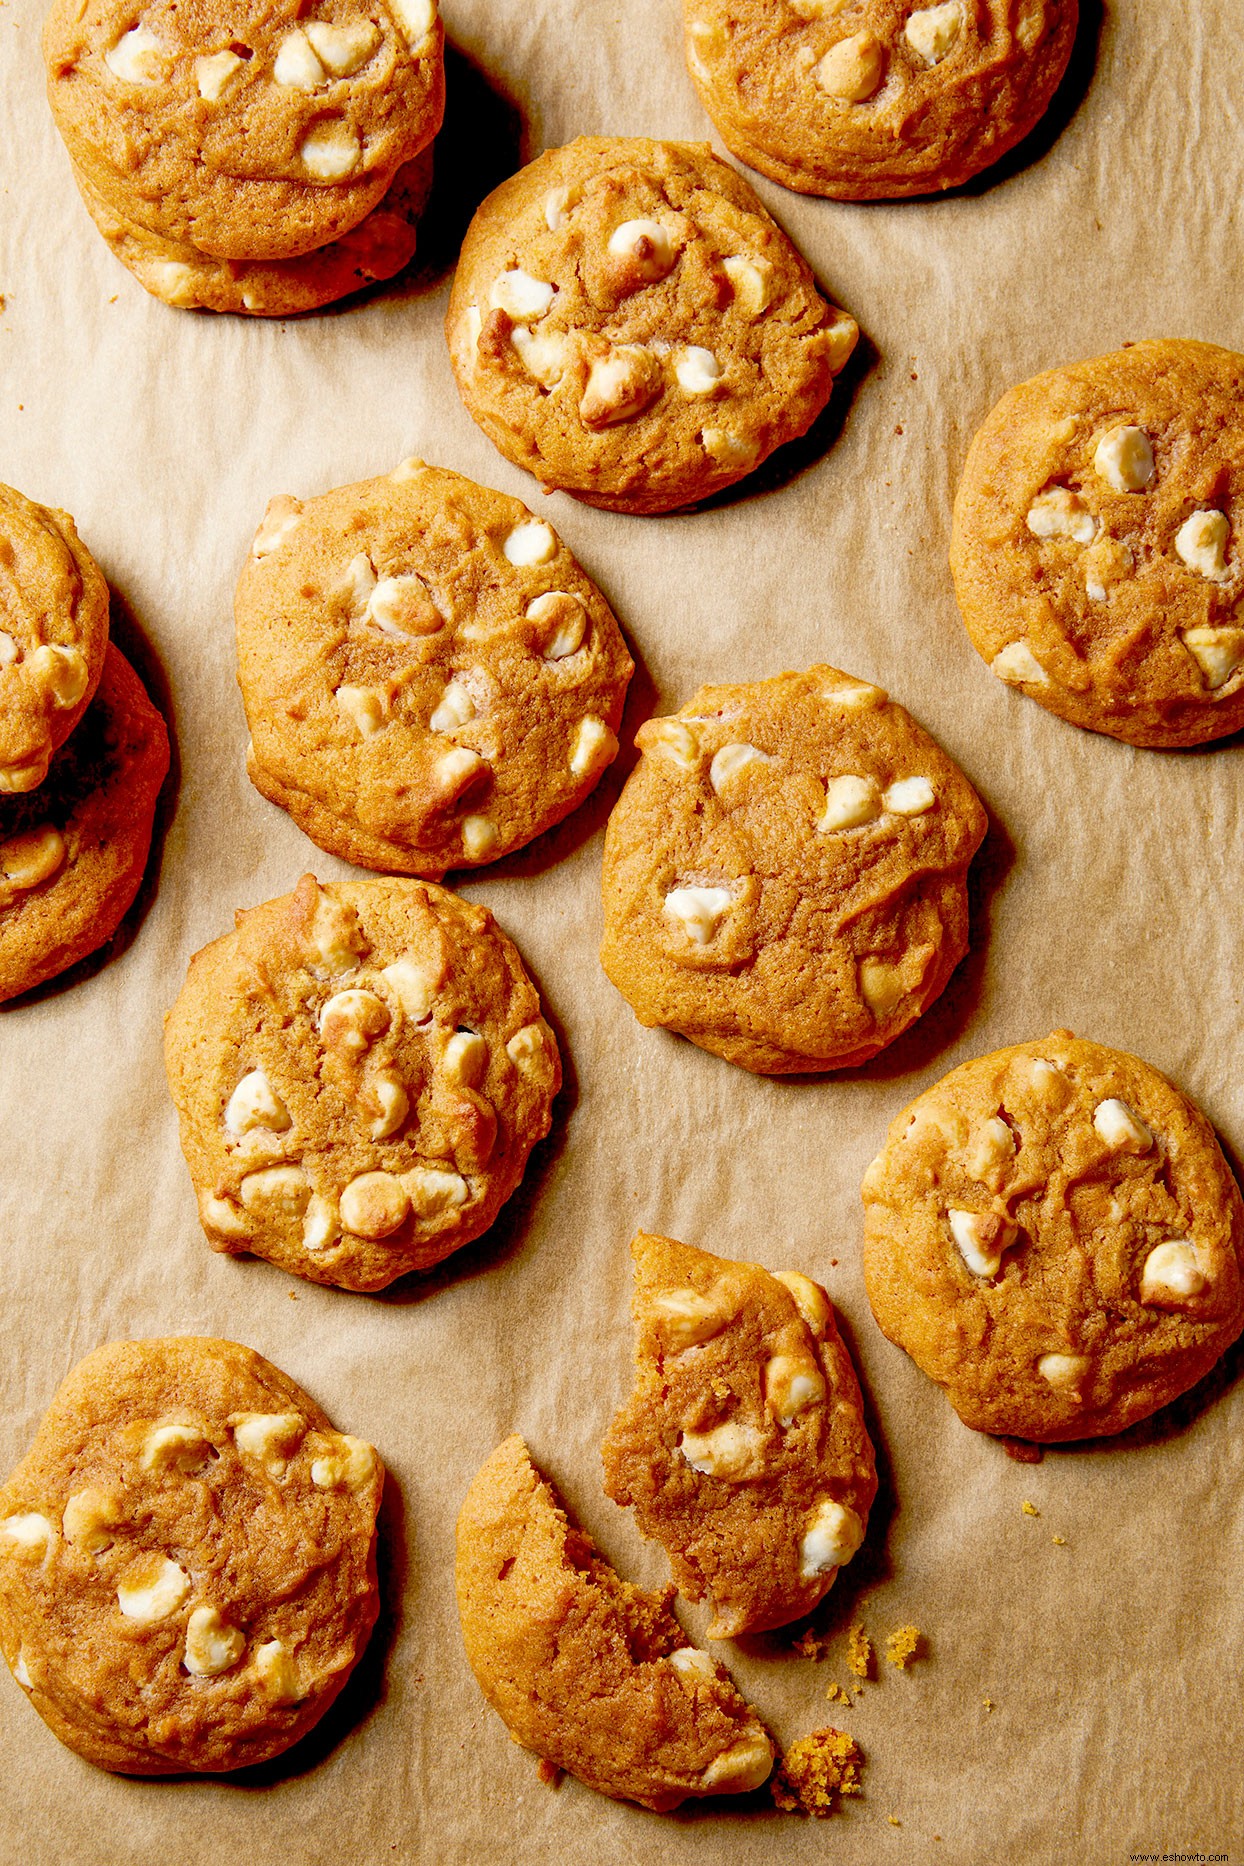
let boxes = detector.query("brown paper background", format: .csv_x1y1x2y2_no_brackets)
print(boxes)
2,2,1243,1860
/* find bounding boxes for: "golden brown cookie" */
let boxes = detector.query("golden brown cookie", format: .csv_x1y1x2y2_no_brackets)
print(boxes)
0,1337,383,1774
599,666,987,1073
0,484,109,794
0,645,169,1005
446,137,857,515
164,875,560,1292
683,0,1079,200
862,1031,1244,1440
602,1233,877,1637
44,0,444,264
235,461,632,875
950,339,1244,747
455,1435,774,1811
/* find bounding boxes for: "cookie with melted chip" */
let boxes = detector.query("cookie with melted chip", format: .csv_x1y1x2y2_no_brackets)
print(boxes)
235,460,632,875
0,1337,383,1774
682,0,1078,200
599,665,987,1073
0,645,169,1004
446,137,858,514
0,484,109,795
951,340,1244,747
455,1434,774,1811
862,1031,1244,1440
602,1233,877,1637
164,875,560,1291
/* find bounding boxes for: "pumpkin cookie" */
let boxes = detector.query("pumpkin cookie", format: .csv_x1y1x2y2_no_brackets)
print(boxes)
951,339,1244,747
0,484,109,795
164,875,560,1291
235,460,632,874
446,137,858,514
455,1435,774,1811
682,0,1079,200
862,1031,1244,1440
0,646,169,1005
0,1337,383,1774
602,1233,877,1637
599,666,987,1073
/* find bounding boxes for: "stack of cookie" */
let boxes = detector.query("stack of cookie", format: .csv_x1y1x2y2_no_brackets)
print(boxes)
42,0,445,316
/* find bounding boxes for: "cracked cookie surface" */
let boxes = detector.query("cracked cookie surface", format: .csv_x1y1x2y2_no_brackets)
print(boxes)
446,137,857,514
236,461,632,875
0,1337,383,1774
164,874,560,1291
599,665,987,1073
862,1030,1244,1440
951,339,1244,747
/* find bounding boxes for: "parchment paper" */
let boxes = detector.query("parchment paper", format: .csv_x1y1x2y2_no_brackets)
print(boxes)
2,3,1242,1861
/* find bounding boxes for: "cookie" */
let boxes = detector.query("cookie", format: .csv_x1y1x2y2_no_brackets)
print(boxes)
599,666,987,1074
235,461,633,875
446,137,858,515
455,1435,774,1811
861,1031,1244,1441
950,339,1244,747
44,0,443,262
70,148,434,317
601,1232,877,1637
0,646,169,1005
0,484,109,794
0,1337,383,1774
164,874,560,1292
683,0,1078,200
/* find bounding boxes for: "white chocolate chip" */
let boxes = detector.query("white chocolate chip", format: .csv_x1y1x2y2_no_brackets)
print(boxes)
823,309,859,373
104,25,164,82
199,1193,249,1239
679,1420,766,1481
506,1023,546,1067
429,680,476,732
773,1270,830,1336
765,1354,827,1426
664,884,733,944
310,1434,377,1490
0,826,66,893
1175,510,1231,580
647,719,700,770
709,742,767,792
700,1732,774,1794
799,1498,864,1578
140,1423,213,1475
320,988,390,1056
62,1489,123,1553
336,685,387,737
443,1030,488,1087
366,572,442,637
991,640,1051,687
816,31,885,100
859,955,909,1020
380,956,436,1019
569,714,615,778
435,745,489,801
225,1069,291,1138
117,1556,190,1623
883,775,935,816
184,1606,245,1677
580,347,659,428
510,325,569,389
341,552,377,609
700,428,758,469
1026,487,1098,544
527,591,587,659
403,1165,469,1215
948,1208,1017,1278
309,889,360,976
12,1653,31,1688
904,1,962,63
489,269,555,324
670,1646,716,1683
0,633,17,665
340,1171,410,1238
1038,1352,1090,1392
27,644,88,708
305,20,379,75
1140,1240,1206,1303
463,303,483,357
503,521,556,567
1092,1098,1153,1153
303,1193,341,1253
822,678,886,709
389,0,437,45
1,1513,54,1558
254,1640,301,1702
194,49,242,99
1093,425,1155,493
274,29,325,89
462,815,499,860
1184,626,1244,690
649,1286,730,1349
232,1413,306,1470
252,495,303,559
607,218,676,281
722,255,772,317
675,347,722,395
968,1115,1016,1181
543,184,571,230
818,773,882,832
239,1164,311,1217
300,121,361,181
369,1069,409,1140
1084,534,1132,600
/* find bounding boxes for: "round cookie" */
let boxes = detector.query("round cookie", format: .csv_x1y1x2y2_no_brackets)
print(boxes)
950,339,1244,748
0,1337,383,1774
0,645,169,1005
44,0,444,262
862,1031,1244,1441
446,137,858,515
599,665,987,1074
682,0,1079,200
455,1435,774,1811
602,1233,877,1637
0,484,109,794
164,874,561,1292
236,461,633,875
70,148,434,317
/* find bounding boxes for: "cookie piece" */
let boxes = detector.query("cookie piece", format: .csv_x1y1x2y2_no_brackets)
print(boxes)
70,147,434,317
602,1233,877,1637
0,485,109,794
446,137,857,515
0,1337,383,1774
455,1435,774,1811
862,1031,1244,1440
599,666,987,1074
236,461,632,875
950,339,1244,747
44,0,444,262
164,875,560,1291
0,645,169,1005
682,0,1078,200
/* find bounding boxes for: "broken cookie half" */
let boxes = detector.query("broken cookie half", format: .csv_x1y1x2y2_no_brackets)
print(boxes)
455,1434,772,1811
601,1232,877,1637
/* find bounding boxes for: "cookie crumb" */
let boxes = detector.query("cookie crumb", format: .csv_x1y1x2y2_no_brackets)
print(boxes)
825,1681,851,1704
982,1697,994,1713
846,1624,873,1680
771,1728,864,1816
795,1628,830,1660
1052,1534,1067,1546
288,1291,298,1300
888,1815,902,1827
885,1625,922,1669
536,1757,564,1789
1021,1500,1040,1517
